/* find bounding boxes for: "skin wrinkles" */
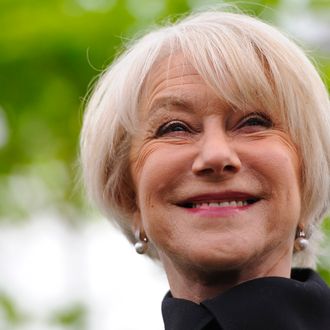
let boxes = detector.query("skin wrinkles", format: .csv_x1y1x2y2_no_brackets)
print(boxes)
142,104,201,136
238,129,301,170
145,97,194,122
132,120,300,243
241,130,303,198
140,58,206,119
145,88,229,120
130,53,303,303
162,226,294,299
131,113,301,228
131,138,191,185
147,75,203,107
143,60,201,106
132,125,300,189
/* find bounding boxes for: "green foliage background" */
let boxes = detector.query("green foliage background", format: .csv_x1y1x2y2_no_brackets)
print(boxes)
0,0,329,328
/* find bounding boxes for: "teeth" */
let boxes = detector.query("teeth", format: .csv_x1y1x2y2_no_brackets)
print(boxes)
192,200,249,208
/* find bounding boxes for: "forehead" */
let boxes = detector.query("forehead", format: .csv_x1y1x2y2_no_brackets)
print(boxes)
139,53,219,115
146,53,200,84
138,51,284,126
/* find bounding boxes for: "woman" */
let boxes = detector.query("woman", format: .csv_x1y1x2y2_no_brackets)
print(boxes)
80,10,330,329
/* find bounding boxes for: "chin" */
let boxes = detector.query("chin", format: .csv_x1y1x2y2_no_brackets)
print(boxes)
176,245,251,274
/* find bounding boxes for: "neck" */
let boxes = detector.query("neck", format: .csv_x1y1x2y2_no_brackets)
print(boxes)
160,252,292,303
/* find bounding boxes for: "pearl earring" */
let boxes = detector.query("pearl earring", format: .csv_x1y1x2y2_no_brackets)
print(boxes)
294,228,309,251
134,230,148,254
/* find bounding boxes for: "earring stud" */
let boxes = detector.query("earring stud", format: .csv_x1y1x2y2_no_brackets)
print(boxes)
134,230,149,254
294,228,309,251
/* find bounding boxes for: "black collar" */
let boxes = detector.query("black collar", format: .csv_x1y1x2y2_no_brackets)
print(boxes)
162,268,330,330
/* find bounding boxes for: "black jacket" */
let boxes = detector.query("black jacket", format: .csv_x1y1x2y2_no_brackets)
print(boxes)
162,268,330,330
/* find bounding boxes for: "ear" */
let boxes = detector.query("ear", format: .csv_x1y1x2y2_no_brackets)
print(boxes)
132,209,149,243
296,215,309,229
295,220,311,239
132,209,142,233
296,213,307,230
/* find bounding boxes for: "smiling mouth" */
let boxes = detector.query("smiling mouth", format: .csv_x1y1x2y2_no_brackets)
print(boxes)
178,198,259,209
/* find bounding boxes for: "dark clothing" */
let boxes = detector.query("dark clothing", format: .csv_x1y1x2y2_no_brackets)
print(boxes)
162,268,330,330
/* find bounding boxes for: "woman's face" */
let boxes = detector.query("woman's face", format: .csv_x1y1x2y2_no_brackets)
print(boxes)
130,54,302,279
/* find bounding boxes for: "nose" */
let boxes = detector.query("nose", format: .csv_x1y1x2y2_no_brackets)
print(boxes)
192,124,241,177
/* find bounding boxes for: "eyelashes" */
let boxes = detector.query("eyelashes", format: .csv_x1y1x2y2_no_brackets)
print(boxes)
155,121,192,137
154,112,273,138
236,112,273,130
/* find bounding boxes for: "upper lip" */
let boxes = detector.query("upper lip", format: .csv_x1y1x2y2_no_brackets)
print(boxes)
176,191,260,206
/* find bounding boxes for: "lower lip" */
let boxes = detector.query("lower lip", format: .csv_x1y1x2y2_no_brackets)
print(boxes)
184,204,252,217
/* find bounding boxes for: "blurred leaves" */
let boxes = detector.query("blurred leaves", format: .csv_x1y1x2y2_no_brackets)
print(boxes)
50,303,86,330
0,3,330,327
1,0,329,218
0,292,86,330
0,292,26,327
0,0,329,262
318,217,330,283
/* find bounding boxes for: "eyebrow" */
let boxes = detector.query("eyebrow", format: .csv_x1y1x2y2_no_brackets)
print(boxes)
146,96,194,120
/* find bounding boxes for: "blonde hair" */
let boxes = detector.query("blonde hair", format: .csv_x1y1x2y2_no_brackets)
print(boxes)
80,10,330,268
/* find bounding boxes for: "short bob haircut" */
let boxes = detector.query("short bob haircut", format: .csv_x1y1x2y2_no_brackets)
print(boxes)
80,10,330,268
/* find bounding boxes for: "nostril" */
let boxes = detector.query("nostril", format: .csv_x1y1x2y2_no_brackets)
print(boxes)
223,164,239,172
193,163,240,177
199,168,215,175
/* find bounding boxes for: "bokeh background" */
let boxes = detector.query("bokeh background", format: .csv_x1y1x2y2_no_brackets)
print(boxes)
1,0,330,329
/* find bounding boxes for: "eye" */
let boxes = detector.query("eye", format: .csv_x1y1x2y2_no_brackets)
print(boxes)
237,112,273,131
156,121,191,137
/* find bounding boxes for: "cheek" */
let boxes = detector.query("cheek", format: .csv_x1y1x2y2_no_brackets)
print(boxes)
130,141,161,187
131,141,192,194
268,141,300,196
245,131,301,188
130,142,174,217
249,139,302,231
130,143,193,246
